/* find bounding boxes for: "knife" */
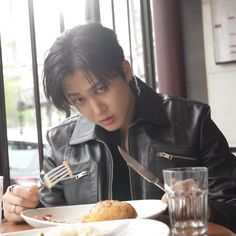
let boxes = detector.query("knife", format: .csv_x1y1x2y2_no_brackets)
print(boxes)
118,146,165,192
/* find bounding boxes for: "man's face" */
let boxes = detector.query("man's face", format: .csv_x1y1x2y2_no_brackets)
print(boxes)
63,66,135,132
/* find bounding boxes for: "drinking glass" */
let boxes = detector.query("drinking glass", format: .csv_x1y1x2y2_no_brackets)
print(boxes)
163,167,208,236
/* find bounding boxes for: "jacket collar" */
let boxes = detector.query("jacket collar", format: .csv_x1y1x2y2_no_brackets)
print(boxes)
132,77,169,126
69,77,170,145
69,115,96,145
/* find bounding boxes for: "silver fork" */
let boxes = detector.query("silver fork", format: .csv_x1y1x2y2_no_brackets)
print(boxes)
39,161,90,191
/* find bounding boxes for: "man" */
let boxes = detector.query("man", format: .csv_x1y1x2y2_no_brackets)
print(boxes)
3,23,236,232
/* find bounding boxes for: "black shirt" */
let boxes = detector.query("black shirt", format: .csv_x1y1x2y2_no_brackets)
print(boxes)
105,130,131,200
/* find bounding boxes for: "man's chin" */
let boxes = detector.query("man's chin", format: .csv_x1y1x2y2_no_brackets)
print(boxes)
100,124,120,132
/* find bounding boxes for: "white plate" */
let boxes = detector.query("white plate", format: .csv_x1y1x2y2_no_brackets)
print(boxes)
2,219,170,236
21,199,167,228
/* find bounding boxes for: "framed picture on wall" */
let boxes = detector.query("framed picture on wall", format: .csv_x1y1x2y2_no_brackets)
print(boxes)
211,0,236,64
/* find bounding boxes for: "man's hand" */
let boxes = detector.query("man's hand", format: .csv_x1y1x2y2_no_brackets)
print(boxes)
2,185,39,222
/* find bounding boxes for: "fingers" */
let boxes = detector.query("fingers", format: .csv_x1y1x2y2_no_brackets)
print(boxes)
171,178,199,195
165,179,202,221
5,185,39,207
161,193,169,203
2,185,40,222
28,185,40,195
3,203,28,222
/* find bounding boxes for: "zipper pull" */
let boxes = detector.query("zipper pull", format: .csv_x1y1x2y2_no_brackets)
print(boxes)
156,152,173,160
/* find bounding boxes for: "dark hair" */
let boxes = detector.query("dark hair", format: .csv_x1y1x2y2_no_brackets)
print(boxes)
43,23,125,112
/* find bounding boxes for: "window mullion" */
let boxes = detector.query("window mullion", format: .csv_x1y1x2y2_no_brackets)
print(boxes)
0,34,11,190
140,0,156,89
28,0,44,171
85,0,101,23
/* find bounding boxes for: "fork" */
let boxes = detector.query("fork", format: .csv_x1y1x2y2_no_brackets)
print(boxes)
39,161,90,191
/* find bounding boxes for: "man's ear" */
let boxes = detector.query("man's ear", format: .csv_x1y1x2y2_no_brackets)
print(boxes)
122,60,133,82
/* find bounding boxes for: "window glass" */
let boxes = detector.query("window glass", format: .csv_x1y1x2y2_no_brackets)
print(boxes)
61,0,86,29
112,0,131,58
34,0,87,131
100,0,145,82
0,0,40,186
33,0,64,132
99,0,113,29
0,0,86,187
0,0,154,186
128,0,145,81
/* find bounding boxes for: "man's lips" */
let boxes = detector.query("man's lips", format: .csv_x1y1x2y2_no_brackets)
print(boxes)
99,116,115,126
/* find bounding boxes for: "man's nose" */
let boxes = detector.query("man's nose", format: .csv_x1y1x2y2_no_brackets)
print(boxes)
89,98,106,115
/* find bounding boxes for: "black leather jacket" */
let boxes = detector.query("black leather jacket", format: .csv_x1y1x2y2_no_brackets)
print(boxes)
40,78,236,232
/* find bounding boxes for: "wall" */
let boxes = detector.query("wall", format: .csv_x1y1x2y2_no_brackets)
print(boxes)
201,0,236,146
180,0,208,104
180,0,236,146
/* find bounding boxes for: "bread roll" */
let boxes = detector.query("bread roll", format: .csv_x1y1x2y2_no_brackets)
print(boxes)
82,200,137,222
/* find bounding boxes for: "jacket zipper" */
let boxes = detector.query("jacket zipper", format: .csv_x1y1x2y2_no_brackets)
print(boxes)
156,152,196,160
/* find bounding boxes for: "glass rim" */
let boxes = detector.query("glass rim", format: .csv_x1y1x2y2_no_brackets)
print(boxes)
163,167,208,173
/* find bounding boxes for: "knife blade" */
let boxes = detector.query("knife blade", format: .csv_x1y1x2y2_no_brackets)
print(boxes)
118,146,165,192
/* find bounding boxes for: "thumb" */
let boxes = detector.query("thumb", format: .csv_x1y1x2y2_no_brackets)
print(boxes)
28,185,40,200
27,185,40,203
161,193,169,204
28,185,39,193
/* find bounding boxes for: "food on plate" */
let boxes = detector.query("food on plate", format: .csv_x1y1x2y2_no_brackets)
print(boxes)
82,200,137,222
35,214,53,221
35,214,67,223
39,225,105,236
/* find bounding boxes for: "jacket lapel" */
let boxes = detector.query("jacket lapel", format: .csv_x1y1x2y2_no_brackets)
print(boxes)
132,78,170,127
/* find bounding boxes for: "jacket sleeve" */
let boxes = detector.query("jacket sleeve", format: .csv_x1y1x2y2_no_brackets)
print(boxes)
39,129,67,207
199,105,236,232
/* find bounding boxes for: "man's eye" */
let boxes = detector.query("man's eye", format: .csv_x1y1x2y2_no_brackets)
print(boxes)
74,97,85,106
94,85,107,94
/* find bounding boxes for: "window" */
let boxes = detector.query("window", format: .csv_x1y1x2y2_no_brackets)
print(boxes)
0,0,156,187
99,0,146,81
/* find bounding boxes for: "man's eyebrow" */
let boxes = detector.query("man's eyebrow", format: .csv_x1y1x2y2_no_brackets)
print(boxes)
67,92,81,97
85,81,104,91
66,81,102,98
90,81,102,89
